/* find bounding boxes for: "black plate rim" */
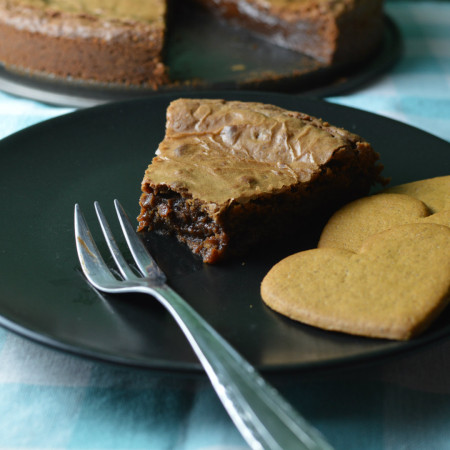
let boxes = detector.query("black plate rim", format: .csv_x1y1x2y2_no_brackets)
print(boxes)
0,91,448,375
1,305,450,375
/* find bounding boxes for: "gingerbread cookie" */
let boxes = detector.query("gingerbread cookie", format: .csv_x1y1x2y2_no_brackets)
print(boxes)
318,176,450,252
261,223,450,340
317,193,432,252
383,175,450,213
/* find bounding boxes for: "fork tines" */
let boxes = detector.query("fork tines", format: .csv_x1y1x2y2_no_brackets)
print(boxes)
74,200,166,291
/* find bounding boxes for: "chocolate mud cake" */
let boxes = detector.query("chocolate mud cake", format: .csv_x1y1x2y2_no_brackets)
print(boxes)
0,0,168,87
137,98,385,263
0,0,383,87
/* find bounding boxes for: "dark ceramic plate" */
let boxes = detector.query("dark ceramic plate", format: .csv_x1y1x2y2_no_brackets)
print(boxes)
0,14,401,107
0,91,448,374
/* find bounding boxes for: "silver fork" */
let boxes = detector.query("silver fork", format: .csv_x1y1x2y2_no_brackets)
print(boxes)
74,200,334,450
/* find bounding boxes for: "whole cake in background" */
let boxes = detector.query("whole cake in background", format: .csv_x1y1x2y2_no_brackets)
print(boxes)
137,98,386,263
0,0,384,87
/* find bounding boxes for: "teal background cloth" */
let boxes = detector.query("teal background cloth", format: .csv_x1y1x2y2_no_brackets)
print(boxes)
1,1,450,448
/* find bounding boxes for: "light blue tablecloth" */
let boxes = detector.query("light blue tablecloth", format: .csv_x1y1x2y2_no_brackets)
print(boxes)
1,1,450,449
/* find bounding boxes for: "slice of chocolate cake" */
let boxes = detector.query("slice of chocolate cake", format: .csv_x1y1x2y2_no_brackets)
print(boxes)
138,98,385,263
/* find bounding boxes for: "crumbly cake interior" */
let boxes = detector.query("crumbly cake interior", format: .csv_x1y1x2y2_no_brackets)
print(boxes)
138,99,385,263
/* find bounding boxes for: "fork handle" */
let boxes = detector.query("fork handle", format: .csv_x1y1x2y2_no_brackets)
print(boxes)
143,283,333,450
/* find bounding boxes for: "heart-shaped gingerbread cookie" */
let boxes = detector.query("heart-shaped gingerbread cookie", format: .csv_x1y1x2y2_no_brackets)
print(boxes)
317,193,437,252
261,223,450,340
318,175,450,253
383,175,450,213
318,192,450,252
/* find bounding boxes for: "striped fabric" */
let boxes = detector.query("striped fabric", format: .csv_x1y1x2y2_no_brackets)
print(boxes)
329,0,450,143
0,95,73,140
0,1,449,449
